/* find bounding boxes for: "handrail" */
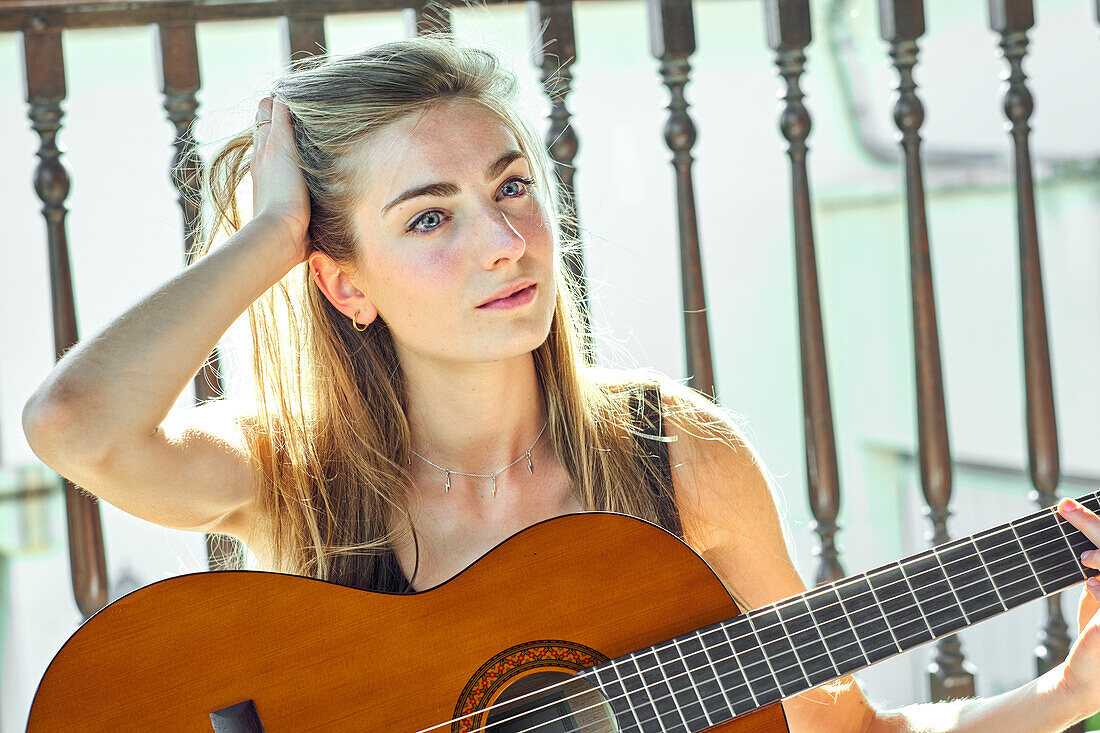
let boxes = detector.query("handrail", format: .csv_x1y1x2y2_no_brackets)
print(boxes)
0,0,631,34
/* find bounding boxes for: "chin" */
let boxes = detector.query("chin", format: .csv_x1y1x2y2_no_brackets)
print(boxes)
479,317,554,363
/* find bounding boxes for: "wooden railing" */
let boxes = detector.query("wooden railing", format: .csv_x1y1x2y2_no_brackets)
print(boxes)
6,0,1097,713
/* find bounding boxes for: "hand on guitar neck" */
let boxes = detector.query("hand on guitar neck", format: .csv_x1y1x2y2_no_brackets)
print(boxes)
1053,497,1100,716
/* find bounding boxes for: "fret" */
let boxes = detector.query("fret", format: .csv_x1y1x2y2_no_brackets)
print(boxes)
1052,510,1093,578
835,575,899,662
937,538,1005,622
632,650,683,730
700,623,758,715
587,662,642,733
804,585,868,676
903,550,968,636
619,656,662,731
969,535,1009,611
1080,493,1100,516
746,608,807,697
1013,512,1082,594
656,641,708,728
681,630,737,720
775,597,838,686
973,526,1044,606
867,563,932,648
724,618,783,706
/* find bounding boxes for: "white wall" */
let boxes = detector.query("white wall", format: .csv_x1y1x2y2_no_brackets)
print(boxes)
1,0,1098,729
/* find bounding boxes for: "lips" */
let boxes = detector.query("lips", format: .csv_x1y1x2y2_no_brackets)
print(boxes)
477,280,536,308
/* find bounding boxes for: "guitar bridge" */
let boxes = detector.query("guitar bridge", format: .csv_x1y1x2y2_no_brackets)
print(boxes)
209,699,265,732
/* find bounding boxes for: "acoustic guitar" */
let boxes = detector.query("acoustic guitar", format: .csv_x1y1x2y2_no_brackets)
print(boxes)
27,492,1100,732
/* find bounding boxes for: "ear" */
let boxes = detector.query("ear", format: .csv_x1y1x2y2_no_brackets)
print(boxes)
308,250,378,327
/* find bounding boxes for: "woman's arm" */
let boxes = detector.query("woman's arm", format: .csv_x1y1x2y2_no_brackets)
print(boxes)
21,213,299,536
661,383,1100,733
22,97,309,539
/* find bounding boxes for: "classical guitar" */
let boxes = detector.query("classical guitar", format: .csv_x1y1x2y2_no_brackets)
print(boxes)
28,492,1100,732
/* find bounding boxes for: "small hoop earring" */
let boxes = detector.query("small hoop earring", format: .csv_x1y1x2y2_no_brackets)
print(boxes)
351,309,368,332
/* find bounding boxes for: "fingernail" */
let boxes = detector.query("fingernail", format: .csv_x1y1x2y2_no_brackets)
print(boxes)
1082,550,1094,563
1087,576,1100,587
1062,498,1084,513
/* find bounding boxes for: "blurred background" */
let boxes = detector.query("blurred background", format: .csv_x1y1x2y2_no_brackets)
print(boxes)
1,0,1098,730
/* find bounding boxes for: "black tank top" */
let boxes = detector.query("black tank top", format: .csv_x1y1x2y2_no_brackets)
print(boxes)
366,381,679,593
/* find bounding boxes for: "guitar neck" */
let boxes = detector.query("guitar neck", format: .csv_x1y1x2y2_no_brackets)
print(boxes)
581,490,1100,731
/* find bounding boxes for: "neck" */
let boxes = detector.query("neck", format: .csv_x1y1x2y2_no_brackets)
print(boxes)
402,351,548,482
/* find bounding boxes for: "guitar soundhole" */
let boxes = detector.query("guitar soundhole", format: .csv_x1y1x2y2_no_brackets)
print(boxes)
484,672,616,733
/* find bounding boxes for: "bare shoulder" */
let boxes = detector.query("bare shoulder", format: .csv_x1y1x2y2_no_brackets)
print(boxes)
653,378,803,608
656,379,878,730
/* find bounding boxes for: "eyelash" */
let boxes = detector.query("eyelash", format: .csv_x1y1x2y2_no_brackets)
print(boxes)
405,176,536,235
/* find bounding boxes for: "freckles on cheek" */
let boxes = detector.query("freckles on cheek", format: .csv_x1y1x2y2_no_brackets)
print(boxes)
392,250,461,314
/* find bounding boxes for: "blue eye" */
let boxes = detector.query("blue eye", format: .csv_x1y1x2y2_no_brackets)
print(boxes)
501,176,535,198
405,176,536,236
408,210,446,234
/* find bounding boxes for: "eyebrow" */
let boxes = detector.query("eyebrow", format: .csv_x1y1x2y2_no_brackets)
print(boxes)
380,149,527,217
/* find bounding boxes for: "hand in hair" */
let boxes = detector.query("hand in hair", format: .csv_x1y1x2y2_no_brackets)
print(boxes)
252,96,312,264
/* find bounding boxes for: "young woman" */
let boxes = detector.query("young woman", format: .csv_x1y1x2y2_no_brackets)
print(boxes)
21,36,1100,731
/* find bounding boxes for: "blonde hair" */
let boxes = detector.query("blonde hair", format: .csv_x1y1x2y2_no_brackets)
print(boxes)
191,35,741,591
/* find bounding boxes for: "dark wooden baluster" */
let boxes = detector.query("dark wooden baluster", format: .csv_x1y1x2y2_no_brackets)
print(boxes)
280,12,327,63
988,4,1075,714
21,28,109,619
646,0,716,399
528,0,591,359
156,22,243,572
764,0,844,585
156,23,214,400
878,0,974,701
404,0,451,37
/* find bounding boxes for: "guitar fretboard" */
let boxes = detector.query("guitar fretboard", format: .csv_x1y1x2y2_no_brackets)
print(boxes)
580,491,1100,733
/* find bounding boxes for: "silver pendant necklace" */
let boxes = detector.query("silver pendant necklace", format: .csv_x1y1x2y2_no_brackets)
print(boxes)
409,420,549,497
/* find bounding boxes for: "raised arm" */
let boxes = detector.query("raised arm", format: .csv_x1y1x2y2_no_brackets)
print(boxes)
21,98,309,543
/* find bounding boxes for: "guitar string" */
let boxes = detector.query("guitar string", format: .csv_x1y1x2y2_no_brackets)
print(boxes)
553,503,1095,733
435,528,1087,733
412,499,1096,733
564,530,1087,733
512,552,1086,733
411,504,1094,733
473,528,1088,733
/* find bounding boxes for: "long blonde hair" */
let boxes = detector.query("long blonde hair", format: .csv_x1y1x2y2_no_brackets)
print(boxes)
192,35,736,590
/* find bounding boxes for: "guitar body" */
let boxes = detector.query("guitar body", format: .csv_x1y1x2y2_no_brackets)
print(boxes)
29,513,788,732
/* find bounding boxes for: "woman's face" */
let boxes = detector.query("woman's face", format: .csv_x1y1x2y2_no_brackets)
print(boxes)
342,97,556,367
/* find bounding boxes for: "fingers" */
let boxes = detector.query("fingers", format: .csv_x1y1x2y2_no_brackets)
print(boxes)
1060,497,1100,547
1061,498,1100,596
255,95,273,125
253,96,273,150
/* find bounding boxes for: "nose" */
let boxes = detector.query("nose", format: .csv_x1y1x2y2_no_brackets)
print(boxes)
478,207,527,269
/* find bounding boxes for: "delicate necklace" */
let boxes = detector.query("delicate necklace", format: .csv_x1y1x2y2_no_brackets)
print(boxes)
410,420,549,497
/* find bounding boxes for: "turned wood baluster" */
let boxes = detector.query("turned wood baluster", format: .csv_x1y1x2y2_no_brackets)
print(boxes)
156,22,243,571
281,12,328,63
528,0,592,358
404,0,451,37
988,3,1075,706
764,0,844,585
21,27,109,619
878,0,975,701
156,23,216,403
646,0,716,399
